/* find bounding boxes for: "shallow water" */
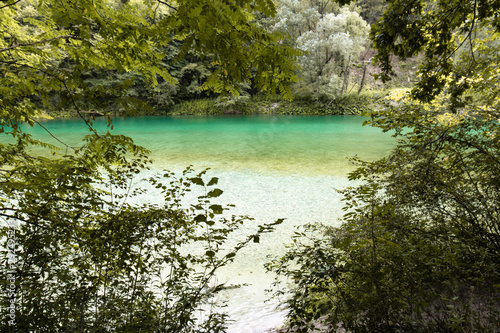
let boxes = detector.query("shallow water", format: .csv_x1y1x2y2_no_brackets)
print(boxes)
21,115,394,331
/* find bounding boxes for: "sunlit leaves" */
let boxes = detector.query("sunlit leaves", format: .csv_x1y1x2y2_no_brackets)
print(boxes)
372,0,500,103
159,0,301,98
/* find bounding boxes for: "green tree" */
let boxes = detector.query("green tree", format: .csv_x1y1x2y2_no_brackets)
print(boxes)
270,98,500,331
1,0,301,119
371,0,500,103
273,0,369,99
66,41,216,115
358,0,386,25
0,0,294,330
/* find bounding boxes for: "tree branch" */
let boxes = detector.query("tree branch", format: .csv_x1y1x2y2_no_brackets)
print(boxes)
16,63,100,137
32,119,76,152
0,0,21,10
0,209,83,242
0,35,80,53
157,0,177,12
0,211,50,231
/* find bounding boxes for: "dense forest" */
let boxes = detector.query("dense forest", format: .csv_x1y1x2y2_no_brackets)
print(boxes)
4,0,396,117
1,0,499,332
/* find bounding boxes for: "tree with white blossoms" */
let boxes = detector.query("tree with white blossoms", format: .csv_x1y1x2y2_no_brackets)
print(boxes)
274,1,369,98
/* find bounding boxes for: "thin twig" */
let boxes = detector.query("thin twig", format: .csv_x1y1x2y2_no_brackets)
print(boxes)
468,0,477,66
157,0,177,12
0,35,80,53
32,119,76,151
0,0,21,10
16,62,100,136
0,210,83,242
432,0,478,74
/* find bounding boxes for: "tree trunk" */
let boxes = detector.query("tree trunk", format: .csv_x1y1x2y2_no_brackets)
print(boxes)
341,55,351,94
358,62,368,94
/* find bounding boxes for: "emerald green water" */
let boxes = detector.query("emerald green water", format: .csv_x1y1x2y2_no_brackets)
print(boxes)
17,115,394,332
30,115,393,176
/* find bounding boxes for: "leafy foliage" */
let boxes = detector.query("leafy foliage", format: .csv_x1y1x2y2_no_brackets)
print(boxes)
269,0,500,331
371,0,500,103
1,0,301,120
358,0,387,24
0,163,282,331
166,93,375,116
72,42,216,114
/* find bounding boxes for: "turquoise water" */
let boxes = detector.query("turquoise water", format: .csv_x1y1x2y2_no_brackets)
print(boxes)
16,115,394,332
30,115,393,176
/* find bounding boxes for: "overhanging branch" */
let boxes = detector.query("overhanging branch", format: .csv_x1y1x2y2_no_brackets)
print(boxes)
0,35,80,53
156,0,177,12
0,0,21,10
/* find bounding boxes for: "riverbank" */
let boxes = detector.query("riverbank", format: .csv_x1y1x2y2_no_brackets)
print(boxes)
40,91,384,119
167,92,377,116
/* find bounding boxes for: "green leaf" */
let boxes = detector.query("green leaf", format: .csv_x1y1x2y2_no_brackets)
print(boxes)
190,177,204,186
206,177,218,186
194,214,206,222
207,188,223,198
209,204,223,214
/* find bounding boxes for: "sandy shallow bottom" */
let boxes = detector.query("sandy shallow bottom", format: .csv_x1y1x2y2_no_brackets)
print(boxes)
134,167,349,332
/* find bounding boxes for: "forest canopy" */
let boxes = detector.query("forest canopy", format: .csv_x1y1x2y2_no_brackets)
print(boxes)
1,0,302,118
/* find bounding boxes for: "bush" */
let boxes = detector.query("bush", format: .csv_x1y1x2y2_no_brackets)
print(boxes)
168,99,220,115
164,93,375,116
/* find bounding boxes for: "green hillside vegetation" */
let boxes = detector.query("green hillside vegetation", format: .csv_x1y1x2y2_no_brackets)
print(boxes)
7,0,416,119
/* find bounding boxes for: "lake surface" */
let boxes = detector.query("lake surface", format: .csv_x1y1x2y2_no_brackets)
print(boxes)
31,115,392,176
23,115,394,332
